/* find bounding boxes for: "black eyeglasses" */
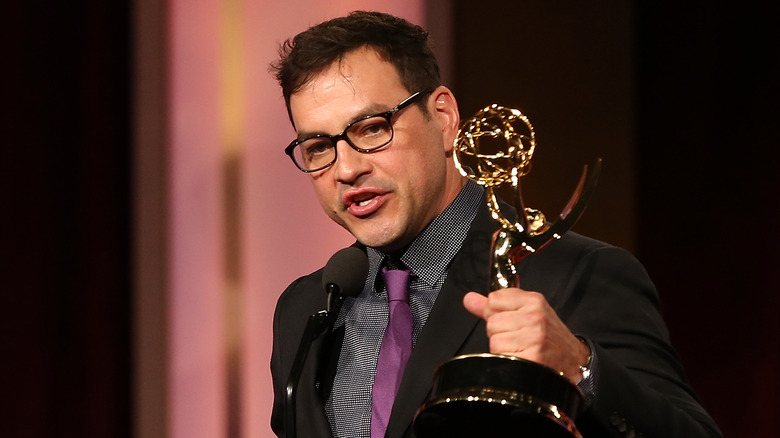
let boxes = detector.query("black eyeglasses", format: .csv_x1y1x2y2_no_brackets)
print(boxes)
285,91,427,173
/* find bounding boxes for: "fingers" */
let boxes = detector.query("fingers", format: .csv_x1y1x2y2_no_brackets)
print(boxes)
463,289,551,352
464,288,547,320
462,288,586,381
484,305,550,357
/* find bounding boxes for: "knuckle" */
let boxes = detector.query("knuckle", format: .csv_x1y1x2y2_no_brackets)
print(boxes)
525,311,545,326
526,291,546,306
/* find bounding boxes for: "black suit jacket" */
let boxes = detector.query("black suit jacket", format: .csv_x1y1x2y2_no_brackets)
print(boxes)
270,202,721,438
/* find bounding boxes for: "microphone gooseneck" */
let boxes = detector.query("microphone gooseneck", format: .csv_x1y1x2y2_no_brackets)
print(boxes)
286,246,368,438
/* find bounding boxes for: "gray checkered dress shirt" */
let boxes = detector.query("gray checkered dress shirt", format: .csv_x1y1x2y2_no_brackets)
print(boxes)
324,180,483,438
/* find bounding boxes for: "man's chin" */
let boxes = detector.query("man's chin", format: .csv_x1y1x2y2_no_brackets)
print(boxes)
351,228,397,252
354,232,415,255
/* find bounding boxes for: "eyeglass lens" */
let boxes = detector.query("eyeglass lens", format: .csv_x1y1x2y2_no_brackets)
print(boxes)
292,116,393,171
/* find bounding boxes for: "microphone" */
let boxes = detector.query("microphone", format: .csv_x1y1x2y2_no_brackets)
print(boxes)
286,246,368,437
322,246,368,312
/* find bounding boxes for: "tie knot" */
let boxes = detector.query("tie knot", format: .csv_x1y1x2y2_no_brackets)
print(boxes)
381,267,412,302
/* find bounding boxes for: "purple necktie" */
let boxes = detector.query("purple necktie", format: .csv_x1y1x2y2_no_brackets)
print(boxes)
370,267,414,438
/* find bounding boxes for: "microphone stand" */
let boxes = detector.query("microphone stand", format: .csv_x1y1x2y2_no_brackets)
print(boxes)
284,286,345,438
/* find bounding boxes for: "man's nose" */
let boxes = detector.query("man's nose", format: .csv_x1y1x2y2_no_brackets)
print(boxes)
332,140,371,183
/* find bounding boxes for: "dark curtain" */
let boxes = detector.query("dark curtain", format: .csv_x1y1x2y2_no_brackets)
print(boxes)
3,2,133,437
635,2,780,437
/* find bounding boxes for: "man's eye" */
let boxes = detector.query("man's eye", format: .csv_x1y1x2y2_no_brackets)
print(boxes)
354,119,391,138
302,140,334,160
304,140,332,155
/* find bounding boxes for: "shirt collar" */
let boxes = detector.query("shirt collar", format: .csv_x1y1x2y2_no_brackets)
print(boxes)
366,179,484,288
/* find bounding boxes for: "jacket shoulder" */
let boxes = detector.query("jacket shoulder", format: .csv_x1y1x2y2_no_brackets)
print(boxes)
275,268,328,322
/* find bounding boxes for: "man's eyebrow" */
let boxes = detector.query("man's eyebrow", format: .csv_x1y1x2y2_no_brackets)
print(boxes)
346,101,393,125
296,103,392,140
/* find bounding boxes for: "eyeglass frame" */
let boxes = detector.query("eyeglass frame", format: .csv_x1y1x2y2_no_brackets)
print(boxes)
284,90,429,173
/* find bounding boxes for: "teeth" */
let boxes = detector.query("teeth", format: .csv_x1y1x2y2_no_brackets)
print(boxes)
350,193,378,208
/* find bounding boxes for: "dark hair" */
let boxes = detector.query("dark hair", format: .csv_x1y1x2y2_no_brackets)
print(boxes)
270,11,441,121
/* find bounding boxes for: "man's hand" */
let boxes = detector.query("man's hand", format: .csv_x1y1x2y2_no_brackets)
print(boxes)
463,289,590,384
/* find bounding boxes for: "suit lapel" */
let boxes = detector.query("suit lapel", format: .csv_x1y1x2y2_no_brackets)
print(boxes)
385,203,497,437
291,313,340,437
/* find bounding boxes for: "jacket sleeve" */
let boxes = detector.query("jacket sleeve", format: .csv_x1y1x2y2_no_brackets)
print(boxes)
270,279,296,437
549,243,722,438
270,273,336,438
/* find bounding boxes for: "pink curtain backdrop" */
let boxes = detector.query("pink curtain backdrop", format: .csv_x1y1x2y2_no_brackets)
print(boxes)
168,0,225,437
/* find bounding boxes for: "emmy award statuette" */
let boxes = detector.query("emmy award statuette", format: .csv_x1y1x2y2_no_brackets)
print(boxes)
414,105,602,437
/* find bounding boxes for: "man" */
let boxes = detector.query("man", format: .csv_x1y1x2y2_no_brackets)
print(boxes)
270,10,721,438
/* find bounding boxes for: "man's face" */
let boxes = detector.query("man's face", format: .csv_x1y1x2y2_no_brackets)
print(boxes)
288,47,463,253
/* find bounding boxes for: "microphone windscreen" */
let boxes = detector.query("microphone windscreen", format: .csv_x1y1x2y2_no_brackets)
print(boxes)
322,247,368,298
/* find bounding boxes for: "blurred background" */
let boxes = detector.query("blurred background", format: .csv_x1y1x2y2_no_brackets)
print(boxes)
4,0,778,437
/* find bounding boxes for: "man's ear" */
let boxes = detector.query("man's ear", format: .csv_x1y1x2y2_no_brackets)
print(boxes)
429,86,460,153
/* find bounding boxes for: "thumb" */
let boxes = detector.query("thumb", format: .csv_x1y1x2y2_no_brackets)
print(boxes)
463,292,487,320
